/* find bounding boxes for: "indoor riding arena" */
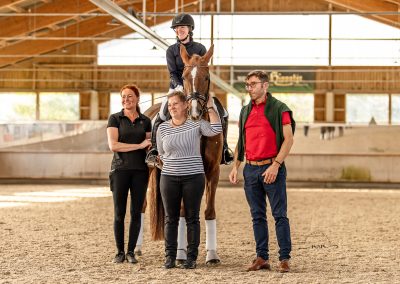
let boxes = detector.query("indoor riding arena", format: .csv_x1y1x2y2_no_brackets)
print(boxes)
0,1,399,283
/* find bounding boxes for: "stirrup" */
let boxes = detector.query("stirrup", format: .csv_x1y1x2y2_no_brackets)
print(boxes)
145,152,156,163
223,148,234,165
145,151,163,170
146,158,163,170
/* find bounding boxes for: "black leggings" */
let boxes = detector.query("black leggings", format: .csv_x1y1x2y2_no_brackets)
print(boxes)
160,173,205,260
110,169,149,253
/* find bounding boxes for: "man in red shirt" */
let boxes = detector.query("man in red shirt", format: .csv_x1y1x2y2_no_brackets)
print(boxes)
229,70,295,273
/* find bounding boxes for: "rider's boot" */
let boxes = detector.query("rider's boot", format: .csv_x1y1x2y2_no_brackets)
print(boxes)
213,98,234,165
221,115,234,165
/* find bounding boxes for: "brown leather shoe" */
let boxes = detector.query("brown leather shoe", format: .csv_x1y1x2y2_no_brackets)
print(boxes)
279,259,290,273
247,257,271,271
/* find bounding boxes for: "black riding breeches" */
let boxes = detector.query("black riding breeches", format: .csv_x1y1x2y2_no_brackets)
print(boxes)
110,169,149,253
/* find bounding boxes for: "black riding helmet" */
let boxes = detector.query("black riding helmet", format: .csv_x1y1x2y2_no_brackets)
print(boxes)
171,13,195,30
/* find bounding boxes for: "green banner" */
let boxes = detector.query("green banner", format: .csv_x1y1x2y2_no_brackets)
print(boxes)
233,67,315,93
234,82,314,93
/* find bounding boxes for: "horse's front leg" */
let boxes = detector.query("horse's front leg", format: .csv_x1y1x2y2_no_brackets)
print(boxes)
204,166,221,265
176,202,187,264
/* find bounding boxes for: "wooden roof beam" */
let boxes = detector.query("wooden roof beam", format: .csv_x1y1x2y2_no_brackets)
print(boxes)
0,16,121,67
0,0,197,67
0,0,132,51
0,0,28,9
0,0,178,47
0,0,128,38
383,0,400,5
8,5,26,13
322,0,400,28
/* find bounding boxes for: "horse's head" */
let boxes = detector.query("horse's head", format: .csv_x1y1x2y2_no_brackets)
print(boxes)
180,44,214,121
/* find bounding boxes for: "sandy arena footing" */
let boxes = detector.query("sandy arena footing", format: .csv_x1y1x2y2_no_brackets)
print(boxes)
0,184,399,283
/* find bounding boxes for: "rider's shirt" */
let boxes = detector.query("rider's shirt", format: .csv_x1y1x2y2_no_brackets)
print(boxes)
166,41,206,89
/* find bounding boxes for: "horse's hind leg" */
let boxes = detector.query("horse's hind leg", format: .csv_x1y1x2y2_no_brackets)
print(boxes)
176,204,187,264
204,172,221,265
135,198,147,256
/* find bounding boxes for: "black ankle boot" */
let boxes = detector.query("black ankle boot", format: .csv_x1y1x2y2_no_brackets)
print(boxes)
113,251,125,263
126,251,138,264
183,258,196,269
164,256,176,269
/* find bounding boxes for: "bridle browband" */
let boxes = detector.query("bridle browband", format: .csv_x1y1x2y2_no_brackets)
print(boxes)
184,64,211,118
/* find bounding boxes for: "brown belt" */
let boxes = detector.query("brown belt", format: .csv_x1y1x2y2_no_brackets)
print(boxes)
246,158,275,166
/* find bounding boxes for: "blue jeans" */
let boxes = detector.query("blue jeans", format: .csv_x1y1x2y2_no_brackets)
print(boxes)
243,163,291,261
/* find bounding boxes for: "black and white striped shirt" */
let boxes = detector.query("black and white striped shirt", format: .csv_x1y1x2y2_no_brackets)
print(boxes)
157,119,222,176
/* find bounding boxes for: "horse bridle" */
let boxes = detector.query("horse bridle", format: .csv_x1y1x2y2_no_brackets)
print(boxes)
184,64,211,118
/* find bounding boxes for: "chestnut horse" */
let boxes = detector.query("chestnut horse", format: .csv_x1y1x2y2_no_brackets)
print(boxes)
147,44,223,265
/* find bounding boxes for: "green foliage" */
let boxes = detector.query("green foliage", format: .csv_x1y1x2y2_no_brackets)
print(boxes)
13,104,35,119
40,94,79,120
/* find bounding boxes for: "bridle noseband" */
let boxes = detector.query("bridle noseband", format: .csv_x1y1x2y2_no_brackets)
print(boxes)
184,64,210,118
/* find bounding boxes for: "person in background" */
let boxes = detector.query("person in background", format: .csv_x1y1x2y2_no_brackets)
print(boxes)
106,84,152,264
157,91,222,269
229,70,296,273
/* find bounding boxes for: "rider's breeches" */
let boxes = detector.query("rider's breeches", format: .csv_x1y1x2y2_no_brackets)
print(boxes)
151,114,164,147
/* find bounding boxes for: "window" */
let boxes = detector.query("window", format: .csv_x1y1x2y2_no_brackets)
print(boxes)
0,92,36,121
227,93,244,122
98,15,329,66
98,14,400,67
346,94,389,124
332,15,400,66
274,93,314,123
228,92,313,123
110,92,153,115
39,92,79,120
392,94,400,124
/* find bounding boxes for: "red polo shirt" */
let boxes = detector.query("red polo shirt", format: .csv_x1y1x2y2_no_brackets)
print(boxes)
244,99,291,161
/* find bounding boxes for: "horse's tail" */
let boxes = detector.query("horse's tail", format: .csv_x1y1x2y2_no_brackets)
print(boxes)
148,167,164,240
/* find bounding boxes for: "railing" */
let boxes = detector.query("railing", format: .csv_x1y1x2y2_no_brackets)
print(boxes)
0,121,107,152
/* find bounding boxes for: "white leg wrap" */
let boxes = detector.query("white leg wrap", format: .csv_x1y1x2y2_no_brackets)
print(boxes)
136,213,145,247
205,219,217,251
177,217,187,249
177,217,187,260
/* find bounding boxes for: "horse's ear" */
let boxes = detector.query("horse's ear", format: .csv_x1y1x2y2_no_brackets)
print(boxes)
180,44,190,65
202,44,214,64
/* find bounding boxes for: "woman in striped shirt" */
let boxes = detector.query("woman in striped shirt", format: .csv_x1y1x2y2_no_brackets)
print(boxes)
157,91,222,269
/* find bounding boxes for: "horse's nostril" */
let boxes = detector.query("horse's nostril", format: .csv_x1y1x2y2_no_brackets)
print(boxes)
190,114,200,121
